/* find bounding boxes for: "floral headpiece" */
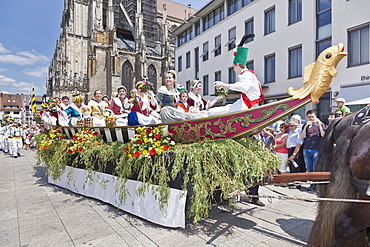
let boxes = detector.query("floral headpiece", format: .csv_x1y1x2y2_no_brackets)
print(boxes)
138,80,154,93
74,96,84,103
41,103,49,109
72,91,80,97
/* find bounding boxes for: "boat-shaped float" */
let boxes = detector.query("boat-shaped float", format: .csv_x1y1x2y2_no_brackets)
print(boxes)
58,43,347,144
45,43,347,229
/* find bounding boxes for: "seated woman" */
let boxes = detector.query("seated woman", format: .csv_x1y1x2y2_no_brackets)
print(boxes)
156,70,180,108
188,79,219,112
59,94,91,126
127,81,161,126
88,90,108,127
108,86,131,126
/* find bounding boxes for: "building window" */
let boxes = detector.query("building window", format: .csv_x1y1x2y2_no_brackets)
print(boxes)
265,53,275,83
247,60,254,71
228,0,240,15
264,6,275,35
195,21,201,36
226,27,236,50
148,65,157,89
289,0,302,25
316,0,331,40
215,70,222,81
186,51,191,69
122,60,133,92
178,27,192,47
212,35,222,56
228,67,236,83
244,18,254,43
242,0,254,7
201,42,209,61
195,47,200,79
203,4,225,31
348,24,369,67
186,80,191,92
316,38,331,57
203,75,209,95
214,4,225,25
178,56,182,72
288,45,302,78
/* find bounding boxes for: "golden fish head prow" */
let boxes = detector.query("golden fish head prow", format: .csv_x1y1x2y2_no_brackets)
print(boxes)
317,43,348,66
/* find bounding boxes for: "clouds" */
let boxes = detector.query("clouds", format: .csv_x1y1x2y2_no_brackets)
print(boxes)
0,74,16,85
0,43,48,94
0,43,10,53
23,66,48,78
10,81,36,93
0,74,43,93
0,48,49,66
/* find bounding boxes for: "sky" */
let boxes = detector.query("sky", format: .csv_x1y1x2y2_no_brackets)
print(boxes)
0,0,208,96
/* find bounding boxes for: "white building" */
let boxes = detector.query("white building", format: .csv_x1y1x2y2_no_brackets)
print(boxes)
173,0,370,120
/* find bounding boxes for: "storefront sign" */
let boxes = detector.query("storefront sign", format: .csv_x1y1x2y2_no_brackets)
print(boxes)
361,75,370,81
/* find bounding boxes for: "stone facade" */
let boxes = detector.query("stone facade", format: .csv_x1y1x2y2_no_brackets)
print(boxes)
47,0,195,100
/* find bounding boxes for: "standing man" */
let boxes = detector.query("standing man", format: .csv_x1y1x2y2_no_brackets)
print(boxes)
208,34,264,116
334,97,350,116
286,119,305,174
0,122,5,151
301,110,326,190
10,122,23,158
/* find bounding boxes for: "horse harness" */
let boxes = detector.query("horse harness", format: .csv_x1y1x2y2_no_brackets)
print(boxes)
349,105,370,196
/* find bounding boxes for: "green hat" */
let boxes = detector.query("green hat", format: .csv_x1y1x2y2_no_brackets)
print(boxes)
233,46,249,65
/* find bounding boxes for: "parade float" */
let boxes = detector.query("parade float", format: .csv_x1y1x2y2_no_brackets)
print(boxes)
36,43,347,229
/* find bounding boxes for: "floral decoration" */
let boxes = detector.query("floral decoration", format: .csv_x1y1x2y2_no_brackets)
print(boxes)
215,86,229,99
38,127,65,150
126,126,175,158
64,128,102,155
138,80,154,93
105,115,117,127
46,98,58,111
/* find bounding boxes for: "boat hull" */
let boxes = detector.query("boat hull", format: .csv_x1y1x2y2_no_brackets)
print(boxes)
59,95,311,144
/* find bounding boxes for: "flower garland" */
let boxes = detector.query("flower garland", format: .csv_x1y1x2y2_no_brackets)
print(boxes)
64,128,102,155
126,126,175,158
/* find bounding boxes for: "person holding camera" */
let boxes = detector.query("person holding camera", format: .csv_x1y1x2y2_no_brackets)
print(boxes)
301,110,326,190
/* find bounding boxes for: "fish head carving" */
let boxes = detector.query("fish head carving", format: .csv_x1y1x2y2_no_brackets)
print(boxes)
317,43,347,67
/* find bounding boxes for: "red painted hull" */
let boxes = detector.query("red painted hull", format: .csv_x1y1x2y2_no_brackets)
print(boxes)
59,95,311,144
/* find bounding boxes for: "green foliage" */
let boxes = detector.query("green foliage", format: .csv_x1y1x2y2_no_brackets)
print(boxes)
35,132,279,224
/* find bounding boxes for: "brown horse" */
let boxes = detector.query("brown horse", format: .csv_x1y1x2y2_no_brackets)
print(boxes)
308,109,370,247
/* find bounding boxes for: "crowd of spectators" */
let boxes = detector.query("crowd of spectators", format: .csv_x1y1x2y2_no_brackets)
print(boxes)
260,100,350,191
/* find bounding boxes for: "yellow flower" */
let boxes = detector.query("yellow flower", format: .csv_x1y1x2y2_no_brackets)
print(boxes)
143,150,148,155
136,127,144,132
155,141,161,147
128,154,133,158
144,138,149,143
157,149,162,155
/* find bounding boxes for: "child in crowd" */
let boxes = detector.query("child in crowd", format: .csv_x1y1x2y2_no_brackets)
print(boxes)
177,91,191,113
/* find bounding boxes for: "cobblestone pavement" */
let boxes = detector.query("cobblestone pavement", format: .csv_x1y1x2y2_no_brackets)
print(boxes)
0,149,317,247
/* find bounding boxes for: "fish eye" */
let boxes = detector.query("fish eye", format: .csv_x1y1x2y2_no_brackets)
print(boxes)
325,53,332,59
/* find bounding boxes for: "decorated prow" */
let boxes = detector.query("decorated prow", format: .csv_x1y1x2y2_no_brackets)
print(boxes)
288,43,347,104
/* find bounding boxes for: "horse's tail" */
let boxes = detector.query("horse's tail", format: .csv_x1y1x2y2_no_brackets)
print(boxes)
308,124,362,247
